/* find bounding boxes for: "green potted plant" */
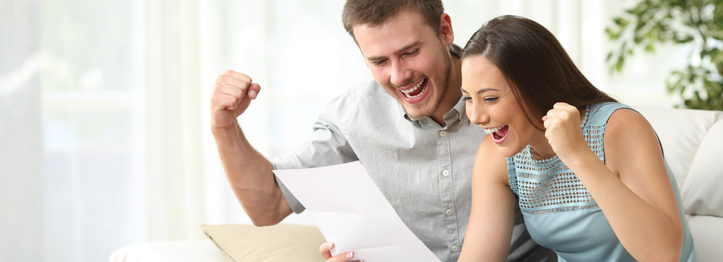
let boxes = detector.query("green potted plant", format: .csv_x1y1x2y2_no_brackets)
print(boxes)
606,0,723,110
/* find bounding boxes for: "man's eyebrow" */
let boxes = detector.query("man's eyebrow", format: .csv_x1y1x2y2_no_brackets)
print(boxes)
366,41,421,61
395,41,421,55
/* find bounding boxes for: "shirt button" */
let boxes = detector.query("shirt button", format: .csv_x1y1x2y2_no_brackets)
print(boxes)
442,170,449,176
439,130,447,136
445,209,453,215
451,245,459,252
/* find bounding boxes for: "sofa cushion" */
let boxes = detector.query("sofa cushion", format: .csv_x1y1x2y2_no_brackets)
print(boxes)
638,108,722,187
682,120,723,217
201,224,325,262
687,215,723,262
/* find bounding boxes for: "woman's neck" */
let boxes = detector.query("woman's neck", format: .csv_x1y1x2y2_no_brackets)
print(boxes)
528,132,556,160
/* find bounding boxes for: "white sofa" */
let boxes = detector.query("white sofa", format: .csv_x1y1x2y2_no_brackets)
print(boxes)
110,107,723,262
638,107,723,262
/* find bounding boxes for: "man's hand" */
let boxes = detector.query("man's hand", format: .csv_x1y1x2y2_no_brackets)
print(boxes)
319,242,360,262
210,70,261,129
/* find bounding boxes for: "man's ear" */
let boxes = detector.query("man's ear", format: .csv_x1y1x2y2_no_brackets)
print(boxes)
439,13,454,46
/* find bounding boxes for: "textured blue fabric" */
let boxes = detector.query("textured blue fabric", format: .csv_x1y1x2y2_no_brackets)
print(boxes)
507,102,697,261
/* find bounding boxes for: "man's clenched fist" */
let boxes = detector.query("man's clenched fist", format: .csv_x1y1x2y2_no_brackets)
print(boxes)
210,70,261,129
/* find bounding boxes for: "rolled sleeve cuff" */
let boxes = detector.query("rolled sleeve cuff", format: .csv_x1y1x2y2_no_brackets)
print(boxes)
272,162,306,214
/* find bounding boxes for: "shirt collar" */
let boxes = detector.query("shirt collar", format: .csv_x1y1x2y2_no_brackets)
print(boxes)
403,97,469,128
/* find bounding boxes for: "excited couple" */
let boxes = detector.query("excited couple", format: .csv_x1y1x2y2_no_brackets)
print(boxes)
210,1,697,261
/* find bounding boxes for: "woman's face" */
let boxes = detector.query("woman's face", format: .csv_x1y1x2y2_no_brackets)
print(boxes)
461,55,542,157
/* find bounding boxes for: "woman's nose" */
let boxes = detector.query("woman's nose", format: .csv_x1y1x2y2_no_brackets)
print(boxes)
467,103,488,126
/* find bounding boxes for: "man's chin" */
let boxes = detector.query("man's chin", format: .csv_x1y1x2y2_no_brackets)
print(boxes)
403,107,432,120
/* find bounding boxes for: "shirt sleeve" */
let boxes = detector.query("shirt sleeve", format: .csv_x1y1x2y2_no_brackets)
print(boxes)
270,95,359,213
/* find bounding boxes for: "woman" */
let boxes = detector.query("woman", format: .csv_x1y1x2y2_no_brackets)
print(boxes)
457,15,697,261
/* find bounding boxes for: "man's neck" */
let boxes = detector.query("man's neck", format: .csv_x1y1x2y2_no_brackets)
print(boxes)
429,54,463,126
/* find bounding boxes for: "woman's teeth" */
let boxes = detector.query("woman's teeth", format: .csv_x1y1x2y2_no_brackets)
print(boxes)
484,126,504,134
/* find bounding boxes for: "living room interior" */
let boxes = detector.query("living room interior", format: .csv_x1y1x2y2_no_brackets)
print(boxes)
2,0,721,261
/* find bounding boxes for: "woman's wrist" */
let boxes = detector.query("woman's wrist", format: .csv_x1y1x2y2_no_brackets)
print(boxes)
558,145,599,172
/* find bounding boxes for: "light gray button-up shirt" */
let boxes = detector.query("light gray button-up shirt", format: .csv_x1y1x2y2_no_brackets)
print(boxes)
271,80,553,262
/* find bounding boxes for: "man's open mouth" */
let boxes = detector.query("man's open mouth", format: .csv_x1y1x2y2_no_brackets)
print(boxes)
398,78,429,103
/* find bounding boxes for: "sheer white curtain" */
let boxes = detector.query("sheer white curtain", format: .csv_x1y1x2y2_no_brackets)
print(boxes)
1,0,688,262
2,1,148,261
1,0,361,261
0,0,226,261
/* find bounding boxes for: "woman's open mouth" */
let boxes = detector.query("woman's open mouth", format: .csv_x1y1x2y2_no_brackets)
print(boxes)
484,125,509,144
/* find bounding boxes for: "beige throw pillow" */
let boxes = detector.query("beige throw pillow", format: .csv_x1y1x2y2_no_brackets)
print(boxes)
201,224,326,262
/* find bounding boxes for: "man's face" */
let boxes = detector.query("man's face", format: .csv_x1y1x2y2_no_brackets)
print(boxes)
353,9,455,120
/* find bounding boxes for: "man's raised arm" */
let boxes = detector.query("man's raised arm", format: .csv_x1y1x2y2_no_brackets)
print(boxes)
210,70,292,226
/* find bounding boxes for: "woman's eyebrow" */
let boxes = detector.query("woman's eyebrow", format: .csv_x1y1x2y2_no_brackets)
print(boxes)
461,87,498,94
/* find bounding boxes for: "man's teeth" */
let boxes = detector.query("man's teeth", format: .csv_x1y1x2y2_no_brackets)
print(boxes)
400,80,424,98
484,126,504,134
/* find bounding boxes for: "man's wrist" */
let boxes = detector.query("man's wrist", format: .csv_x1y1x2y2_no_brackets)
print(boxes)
211,122,241,139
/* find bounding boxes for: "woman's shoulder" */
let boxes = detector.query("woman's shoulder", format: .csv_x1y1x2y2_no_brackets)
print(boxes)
605,107,657,143
586,102,633,126
602,104,662,170
583,102,656,133
473,135,510,185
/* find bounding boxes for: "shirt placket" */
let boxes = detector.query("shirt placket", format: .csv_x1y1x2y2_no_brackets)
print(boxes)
437,127,460,259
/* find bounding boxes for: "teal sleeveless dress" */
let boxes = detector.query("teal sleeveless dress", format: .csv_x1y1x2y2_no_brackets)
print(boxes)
506,102,697,262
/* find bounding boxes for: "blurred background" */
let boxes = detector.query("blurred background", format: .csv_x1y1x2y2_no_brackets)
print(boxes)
1,0,707,261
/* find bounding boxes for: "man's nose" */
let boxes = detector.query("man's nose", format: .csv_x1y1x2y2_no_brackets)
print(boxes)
390,61,412,87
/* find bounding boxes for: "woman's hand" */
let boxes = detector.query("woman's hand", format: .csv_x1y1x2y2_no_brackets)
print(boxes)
542,102,590,162
319,242,359,262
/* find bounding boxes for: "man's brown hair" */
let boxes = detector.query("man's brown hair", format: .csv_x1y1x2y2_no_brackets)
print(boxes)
342,0,444,39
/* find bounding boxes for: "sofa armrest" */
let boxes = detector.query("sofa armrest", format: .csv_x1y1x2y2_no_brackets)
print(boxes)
109,240,227,262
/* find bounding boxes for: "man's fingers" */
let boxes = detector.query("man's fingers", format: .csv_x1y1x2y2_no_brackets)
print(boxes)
211,94,237,111
216,83,243,99
211,83,243,111
213,81,261,112
209,70,259,128
219,75,249,91
247,83,261,99
215,81,260,100
216,70,254,97
221,69,252,84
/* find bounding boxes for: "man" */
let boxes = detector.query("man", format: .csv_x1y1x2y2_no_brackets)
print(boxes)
210,0,553,261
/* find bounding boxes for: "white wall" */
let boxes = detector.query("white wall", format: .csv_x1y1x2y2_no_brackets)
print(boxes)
1,1,43,261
